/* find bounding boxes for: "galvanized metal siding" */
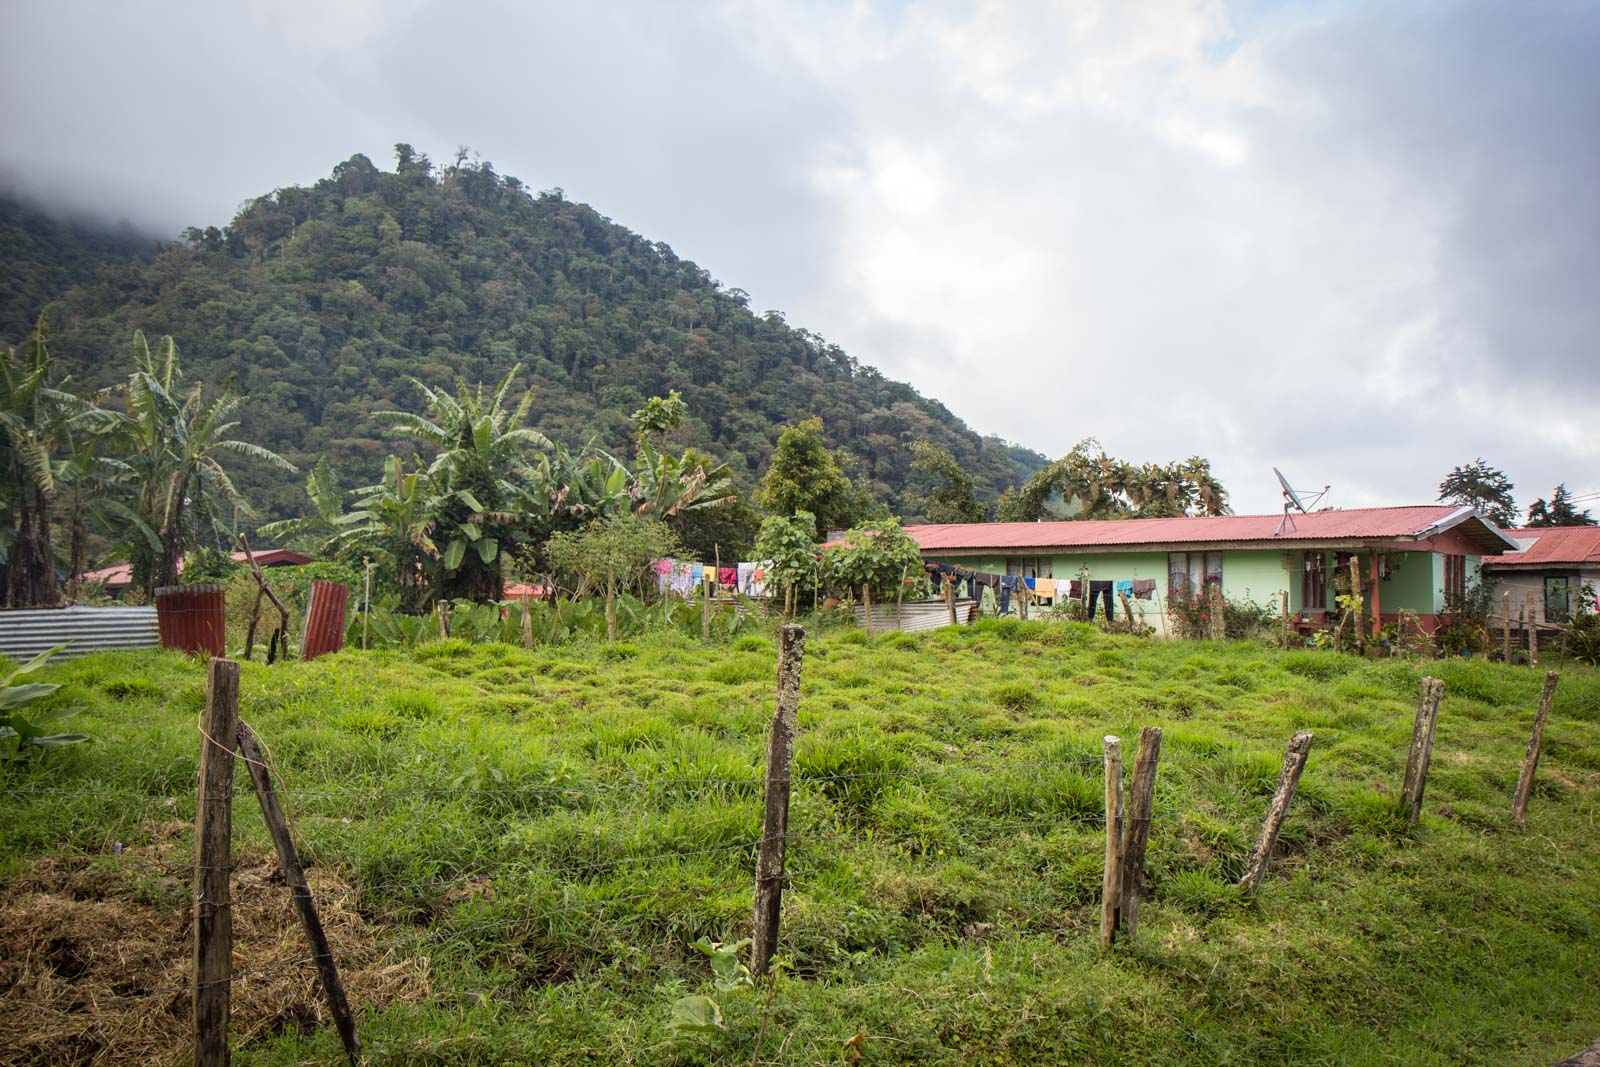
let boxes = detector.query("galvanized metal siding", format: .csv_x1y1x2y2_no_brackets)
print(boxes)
0,605,161,661
854,598,975,634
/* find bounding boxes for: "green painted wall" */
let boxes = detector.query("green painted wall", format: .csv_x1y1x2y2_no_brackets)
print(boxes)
1220,550,1292,611
1384,551,1438,614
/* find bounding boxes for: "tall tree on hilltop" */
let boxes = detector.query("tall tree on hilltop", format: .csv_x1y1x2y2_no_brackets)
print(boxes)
1007,440,1229,522
1438,459,1517,528
1525,483,1596,528
759,417,856,539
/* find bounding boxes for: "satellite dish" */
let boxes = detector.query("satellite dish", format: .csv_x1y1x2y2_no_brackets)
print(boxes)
1272,468,1330,536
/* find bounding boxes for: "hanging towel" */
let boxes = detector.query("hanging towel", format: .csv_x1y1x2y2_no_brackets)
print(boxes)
736,561,755,594
690,563,704,583
670,560,696,597
1068,579,1084,599
1132,578,1157,600
656,558,675,593
747,562,772,598
1035,577,1057,598
1115,579,1134,599
719,566,738,587
1023,576,1036,591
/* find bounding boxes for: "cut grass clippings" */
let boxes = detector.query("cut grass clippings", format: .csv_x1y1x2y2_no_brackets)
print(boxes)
0,618,1596,1066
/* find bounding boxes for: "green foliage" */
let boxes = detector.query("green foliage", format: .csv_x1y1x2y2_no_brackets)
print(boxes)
1438,458,1517,528
546,515,680,640
909,441,985,523
827,517,927,601
754,510,819,610
630,391,687,445
0,645,88,758
3,158,1043,526
1524,483,1596,527
758,417,857,538
1011,438,1229,522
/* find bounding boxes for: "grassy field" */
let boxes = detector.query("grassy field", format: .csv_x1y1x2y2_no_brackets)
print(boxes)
2,618,1598,1066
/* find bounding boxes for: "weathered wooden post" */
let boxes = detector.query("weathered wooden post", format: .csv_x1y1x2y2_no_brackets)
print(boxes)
1401,678,1444,824
1281,590,1290,650
194,658,239,1067
436,600,450,639
896,564,908,630
1119,726,1162,939
1100,735,1124,947
238,722,361,1065
752,624,805,977
1502,591,1511,663
1526,592,1538,665
1209,584,1226,641
702,569,713,639
1512,671,1560,828
1239,731,1314,894
1349,555,1366,656
362,557,372,651
944,575,957,627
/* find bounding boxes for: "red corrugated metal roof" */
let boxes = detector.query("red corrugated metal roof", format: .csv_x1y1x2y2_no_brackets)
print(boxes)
1488,526,1600,567
82,549,312,587
908,505,1515,552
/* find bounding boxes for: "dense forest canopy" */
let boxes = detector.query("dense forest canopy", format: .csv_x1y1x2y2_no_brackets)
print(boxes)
1,147,1046,524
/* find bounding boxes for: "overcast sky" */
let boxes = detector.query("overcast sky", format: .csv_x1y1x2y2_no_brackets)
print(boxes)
2,0,1596,515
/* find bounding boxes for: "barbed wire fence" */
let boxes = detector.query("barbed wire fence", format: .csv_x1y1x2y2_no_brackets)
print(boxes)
0,626,1567,1065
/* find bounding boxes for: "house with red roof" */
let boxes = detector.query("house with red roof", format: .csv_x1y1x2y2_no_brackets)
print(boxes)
81,549,313,595
1481,526,1600,625
906,505,1519,635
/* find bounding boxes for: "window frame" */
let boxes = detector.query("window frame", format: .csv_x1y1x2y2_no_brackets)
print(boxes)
1302,551,1327,612
1443,554,1466,605
1168,551,1223,599
1545,576,1571,623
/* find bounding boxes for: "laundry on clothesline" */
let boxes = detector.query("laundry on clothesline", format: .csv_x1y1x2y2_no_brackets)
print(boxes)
1035,577,1057,598
1132,578,1157,600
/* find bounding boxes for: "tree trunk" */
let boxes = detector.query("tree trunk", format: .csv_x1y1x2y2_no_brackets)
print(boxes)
605,565,617,642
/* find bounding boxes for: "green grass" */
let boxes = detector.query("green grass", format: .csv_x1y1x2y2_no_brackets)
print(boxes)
3,619,1598,1065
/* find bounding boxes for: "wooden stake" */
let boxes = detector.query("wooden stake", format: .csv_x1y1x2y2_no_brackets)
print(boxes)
194,659,239,1067
521,596,534,650
243,585,265,661
237,722,361,1065
1349,555,1366,656
1100,735,1124,948
944,574,957,627
1119,726,1161,939
437,600,450,639
1512,671,1560,828
1239,731,1314,894
752,624,805,978
896,564,908,630
238,535,290,655
1402,679,1444,824
1401,677,1435,804
1527,592,1538,665
702,569,712,639
862,584,874,636
1281,590,1290,650
362,558,371,651
1502,592,1511,664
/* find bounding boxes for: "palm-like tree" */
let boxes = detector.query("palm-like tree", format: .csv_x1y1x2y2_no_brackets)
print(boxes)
630,439,736,521
0,318,72,606
373,367,550,602
122,332,295,594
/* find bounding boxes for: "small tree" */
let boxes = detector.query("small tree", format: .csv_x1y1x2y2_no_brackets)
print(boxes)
1438,459,1516,528
755,510,819,618
630,391,688,447
759,417,855,539
828,518,926,628
1525,484,1596,528
546,514,679,640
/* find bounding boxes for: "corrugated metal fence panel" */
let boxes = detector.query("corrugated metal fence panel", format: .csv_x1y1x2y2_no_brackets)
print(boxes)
300,580,349,660
854,598,975,634
0,605,161,661
155,584,226,658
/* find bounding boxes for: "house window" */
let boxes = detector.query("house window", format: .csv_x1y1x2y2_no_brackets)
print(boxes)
1443,554,1466,605
1302,551,1327,611
1545,577,1571,623
1005,557,1051,580
1168,552,1223,599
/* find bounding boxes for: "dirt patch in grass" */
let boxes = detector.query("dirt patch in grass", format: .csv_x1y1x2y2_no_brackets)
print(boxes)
0,821,429,1067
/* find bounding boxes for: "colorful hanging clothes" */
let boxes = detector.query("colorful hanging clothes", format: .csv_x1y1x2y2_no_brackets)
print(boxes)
656,558,676,594
1068,579,1084,599
1115,579,1134,599
999,574,1018,614
1132,578,1157,600
690,563,704,584
1035,577,1058,598
719,566,738,587
669,560,696,597
736,562,755,595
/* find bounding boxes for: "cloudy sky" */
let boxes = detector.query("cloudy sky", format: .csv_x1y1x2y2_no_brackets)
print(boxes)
3,0,1596,514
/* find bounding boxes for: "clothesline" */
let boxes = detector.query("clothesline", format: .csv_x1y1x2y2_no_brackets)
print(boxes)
653,558,773,598
924,562,1161,619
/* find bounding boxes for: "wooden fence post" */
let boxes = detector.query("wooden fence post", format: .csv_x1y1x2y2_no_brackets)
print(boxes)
1512,671,1560,828
1239,731,1314,894
237,722,361,1065
194,658,239,1067
702,571,712,639
1100,735,1124,948
1119,726,1162,939
1281,590,1290,650
1402,678,1444,824
752,624,805,978
944,575,957,627
1526,592,1538,665
1502,592,1511,663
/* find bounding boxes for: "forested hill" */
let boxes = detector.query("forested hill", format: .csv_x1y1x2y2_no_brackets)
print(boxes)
4,148,1046,521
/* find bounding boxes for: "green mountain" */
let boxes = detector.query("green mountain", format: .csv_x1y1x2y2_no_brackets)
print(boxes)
3,148,1046,521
